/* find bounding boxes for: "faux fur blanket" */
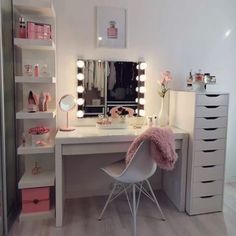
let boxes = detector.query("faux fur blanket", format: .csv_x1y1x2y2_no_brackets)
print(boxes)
126,127,178,170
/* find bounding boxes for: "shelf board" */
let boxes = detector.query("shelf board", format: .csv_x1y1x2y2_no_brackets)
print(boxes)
19,209,55,222
14,38,55,50
17,144,54,155
15,76,56,84
18,170,55,189
16,109,56,119
13,0,55,18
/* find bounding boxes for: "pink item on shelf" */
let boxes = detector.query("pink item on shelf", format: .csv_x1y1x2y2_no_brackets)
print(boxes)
22,187,50,213
27,21,51,40
34,64,39,77
27,22,35,39
126,127,178,170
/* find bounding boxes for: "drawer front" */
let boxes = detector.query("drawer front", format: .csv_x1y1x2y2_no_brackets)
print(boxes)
196,94,228,106
194,150,225,166
195,128,227,139
193,165,224,182
195,106,228,117
194,139,226,151
22,199,50,213
190,195,223,215
22,187,49,201
192,180,224,197
195,117,227,128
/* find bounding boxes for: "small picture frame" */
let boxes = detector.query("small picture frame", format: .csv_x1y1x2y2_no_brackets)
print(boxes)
96,6,127,48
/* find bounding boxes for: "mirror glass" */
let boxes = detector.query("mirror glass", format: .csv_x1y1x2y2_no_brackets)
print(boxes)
81,60,139,117
59,95,76,112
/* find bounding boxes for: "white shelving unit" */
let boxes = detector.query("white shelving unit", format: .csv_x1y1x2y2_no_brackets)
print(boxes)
15,76,56,84
18,170,55,189
13,0,56,221
16,109,56,119
17,144,54,155
14,0,55,18
14,38,55,50
19,209,55,222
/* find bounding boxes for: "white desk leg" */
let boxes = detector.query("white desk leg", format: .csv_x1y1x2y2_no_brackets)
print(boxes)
56,143,63,227
178,134,188,211
162,135,188,211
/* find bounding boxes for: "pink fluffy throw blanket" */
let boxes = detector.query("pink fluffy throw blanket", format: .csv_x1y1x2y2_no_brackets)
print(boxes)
126,127,178,170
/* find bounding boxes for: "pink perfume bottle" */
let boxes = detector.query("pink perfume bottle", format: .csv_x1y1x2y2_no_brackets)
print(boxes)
34,64,39,77
18,17,26,38
107,21,118,39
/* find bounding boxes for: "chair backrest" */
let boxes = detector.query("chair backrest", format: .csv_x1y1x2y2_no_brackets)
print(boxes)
116,140,157,183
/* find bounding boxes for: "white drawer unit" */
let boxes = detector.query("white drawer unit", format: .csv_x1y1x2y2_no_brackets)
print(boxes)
169,91,229,215
195,128,227,140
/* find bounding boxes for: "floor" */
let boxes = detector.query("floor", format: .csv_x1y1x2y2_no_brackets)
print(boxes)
9,183,236,236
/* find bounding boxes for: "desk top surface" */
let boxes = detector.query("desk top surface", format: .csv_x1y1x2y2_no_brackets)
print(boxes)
55,126,188,144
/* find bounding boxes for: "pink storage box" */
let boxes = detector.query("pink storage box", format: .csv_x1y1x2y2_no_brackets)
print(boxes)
27,21,51,40
22,187,50,213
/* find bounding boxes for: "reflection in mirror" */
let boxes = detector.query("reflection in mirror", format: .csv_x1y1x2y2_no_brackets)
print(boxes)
76,60,146,118
59,95,76,112
59,94,76,131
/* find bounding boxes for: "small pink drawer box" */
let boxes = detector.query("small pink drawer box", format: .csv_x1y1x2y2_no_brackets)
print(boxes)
22,187,50,213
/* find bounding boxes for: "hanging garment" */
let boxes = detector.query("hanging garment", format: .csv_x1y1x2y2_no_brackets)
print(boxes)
108,62,116,90
88,60,94,90
95,61,105,97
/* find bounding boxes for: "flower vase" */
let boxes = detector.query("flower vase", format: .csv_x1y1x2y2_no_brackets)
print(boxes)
158,97,169,127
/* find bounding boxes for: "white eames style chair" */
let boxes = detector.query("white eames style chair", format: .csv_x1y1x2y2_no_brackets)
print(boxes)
98,140,166,236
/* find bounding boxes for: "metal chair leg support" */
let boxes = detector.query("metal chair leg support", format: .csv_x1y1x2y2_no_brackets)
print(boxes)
132,184,137,236
146,180,166,221
98,184,117,220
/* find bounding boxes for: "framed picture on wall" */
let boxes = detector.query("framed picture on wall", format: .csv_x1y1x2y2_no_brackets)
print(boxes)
96,6,127,48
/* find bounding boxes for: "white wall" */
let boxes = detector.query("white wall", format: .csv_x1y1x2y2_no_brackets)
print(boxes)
54,0,236,196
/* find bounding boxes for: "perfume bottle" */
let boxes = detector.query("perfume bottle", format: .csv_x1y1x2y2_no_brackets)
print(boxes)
107,21,118,39
18,17,26,38
34,64,39,77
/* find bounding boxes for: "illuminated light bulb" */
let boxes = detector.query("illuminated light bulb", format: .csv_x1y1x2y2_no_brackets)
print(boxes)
135,87,139,92
140,74,146,82
98,37,103,41
139,86,146,93
77,98,85,105
139,109,145,117
77,73,84,80
77,86,84,93
77,110,84,118
136,76,139,81
77,60,85,68
139,98,145,105
135,98,138,103
140,62,147,70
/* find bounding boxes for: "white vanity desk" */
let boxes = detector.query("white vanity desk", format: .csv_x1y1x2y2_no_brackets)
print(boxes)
55,126,188,227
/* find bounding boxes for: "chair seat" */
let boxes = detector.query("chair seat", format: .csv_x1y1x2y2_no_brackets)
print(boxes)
101,159,126,178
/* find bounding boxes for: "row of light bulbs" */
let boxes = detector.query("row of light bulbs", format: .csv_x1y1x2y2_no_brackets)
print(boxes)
76,60,85,118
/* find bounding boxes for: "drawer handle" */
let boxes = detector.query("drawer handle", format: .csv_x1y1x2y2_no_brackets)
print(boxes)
200,195,214,199
201,180,216,183
205,106,219,109
202,150,217,153
206,94,220,97
203,139,217,142
33,199,39,204
202,165,216,168
203,128,218,131
204,117,219,120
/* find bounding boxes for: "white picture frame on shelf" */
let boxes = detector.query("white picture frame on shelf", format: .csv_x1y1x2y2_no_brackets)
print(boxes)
96,6,127,48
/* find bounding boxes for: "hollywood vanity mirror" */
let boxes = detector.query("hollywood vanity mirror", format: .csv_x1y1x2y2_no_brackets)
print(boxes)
75,59,146,118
